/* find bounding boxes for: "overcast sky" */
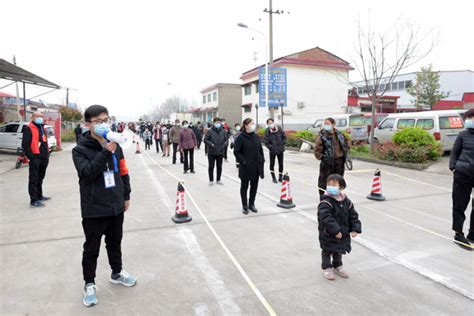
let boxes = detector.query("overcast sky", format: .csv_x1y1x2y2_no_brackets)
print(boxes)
1,0,473,120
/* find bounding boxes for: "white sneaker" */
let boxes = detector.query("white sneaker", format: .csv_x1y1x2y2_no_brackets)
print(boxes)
216,181,224,185
83,283,98,307
209,181,214,186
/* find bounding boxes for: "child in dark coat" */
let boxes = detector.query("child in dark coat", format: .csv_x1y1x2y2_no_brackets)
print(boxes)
317,174,362,280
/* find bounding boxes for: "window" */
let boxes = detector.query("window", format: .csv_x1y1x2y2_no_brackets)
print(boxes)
207,94,211,102
398,81,405,90
397,119,415,129
391,82,398,90
349,115,366,126
405,81,412,89
244,85,252,96
244,106,251,113
358,87,363,94
379,118,395,130
335,119,347,128
416,119,434,130
46,127,55,136
4,124,19,133
314,120,323,128
213,92,217,101
255,82,259,94
203,95,206,104
439,116,464,129
380,83,386,92
0,126,6,133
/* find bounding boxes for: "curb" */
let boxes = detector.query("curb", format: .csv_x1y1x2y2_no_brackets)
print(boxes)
351,156,437,171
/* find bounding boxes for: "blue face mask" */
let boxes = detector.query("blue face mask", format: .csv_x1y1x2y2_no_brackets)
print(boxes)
326,185,340,196
214,123,221,129
465,119,474,129
34,117,44,125
94,123,110,137
323,124,333,132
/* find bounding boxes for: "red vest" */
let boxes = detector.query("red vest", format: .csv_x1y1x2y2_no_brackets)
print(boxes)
29,122,48,154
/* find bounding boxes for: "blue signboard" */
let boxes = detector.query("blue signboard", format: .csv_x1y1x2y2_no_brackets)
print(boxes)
258,67,287,108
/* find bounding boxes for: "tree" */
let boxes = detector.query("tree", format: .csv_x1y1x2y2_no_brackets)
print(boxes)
407,64,449,110
59,106,82,122
149,95,189,121
353,18,435,150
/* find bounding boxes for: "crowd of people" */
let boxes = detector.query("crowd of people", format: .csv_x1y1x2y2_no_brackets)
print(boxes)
19,105,473,307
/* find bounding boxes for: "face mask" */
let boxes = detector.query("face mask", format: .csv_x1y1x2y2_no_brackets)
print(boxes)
34,117,43,125
94,123,110,137
268,123,275,129
235,126,241,131
214,123,221,129
249,124,256,132
326,186,340,196
183,124,189,129
465,119,474,129
323,125,333,132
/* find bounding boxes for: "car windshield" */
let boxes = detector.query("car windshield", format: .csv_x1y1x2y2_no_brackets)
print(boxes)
46,127,55,136
349,116,366,126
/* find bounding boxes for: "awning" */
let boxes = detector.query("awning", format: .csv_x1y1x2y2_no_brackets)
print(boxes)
241,103,252,108
0,59,60,89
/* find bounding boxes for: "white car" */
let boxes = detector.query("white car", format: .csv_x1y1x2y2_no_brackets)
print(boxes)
0,121,57,152
308,113,369,142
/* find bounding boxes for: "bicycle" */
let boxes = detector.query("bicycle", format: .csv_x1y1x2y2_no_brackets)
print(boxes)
345,153,353,171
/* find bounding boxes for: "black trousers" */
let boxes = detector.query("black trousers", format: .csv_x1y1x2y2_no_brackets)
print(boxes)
240,177,259,207
321,250,343,269
28,158,49,202
318,158,345,198
208,155,223,181
452,172,474,233
183,149,194,172
145,139,151,150
197,138,202,150
82,212,124,284
223,144,228,160
154,139,162,153
270,153,284,179
172,143,183,164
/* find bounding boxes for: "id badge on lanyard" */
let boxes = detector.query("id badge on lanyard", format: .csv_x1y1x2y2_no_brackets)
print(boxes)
103,163,116,189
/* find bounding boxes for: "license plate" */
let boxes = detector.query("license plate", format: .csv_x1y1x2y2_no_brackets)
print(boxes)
447,134,458,140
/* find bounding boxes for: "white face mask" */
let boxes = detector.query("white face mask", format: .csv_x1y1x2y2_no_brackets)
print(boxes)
248,124,256,132
268,123,275,129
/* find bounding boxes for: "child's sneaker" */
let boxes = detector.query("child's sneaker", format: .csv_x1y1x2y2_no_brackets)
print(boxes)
83,283,97,307
333,266,349,278
110,270,137,287
322,269,336,280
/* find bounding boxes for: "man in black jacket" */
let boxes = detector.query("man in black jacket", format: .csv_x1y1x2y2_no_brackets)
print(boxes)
264,118,286,183
22,111,50,208
204,117,228,185
449,109,474,250
72,105,136,307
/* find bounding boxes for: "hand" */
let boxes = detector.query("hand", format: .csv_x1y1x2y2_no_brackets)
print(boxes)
105,142,117,152
124,200,130,212
335,232,342,239
351,232,358,238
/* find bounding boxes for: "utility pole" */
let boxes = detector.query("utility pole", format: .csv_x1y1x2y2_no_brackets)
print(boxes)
13,56,22,121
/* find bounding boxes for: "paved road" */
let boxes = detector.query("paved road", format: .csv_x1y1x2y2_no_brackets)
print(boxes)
0,137,472,314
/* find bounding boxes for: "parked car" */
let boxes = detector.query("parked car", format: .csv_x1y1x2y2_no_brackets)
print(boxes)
364,113,388,136
374,110,464,151
0,121,56,152
308,113,368,142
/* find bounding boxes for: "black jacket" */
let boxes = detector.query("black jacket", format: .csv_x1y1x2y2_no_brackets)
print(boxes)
314,130,349,163
317,194,362,254
72,133,131,218
450,129,474,177
204,127,228,156
22,123,49,160
234,131,265,180
264,126,286,155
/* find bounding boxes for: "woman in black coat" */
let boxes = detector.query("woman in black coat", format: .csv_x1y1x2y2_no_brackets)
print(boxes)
234,118,265,215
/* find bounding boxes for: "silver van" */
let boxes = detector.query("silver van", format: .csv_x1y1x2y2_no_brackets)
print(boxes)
309,113,368,142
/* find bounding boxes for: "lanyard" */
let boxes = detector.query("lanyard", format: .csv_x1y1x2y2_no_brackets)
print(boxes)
112,152,119,173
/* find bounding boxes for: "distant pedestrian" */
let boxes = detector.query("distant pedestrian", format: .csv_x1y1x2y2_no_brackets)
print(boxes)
264,118,286,183
143,128,152,150
318,174,361,281
234,118,265,215
72,105,136,307
204,117,227,185
161,124,170,157
314,117,350,199
179,120,197,174
196,121,204,149
169,119,183,164
75,123,83,144
222,118,231,161
449,108,474,250
22,111,51,208
111,122,117,132
153,123,162,153
230,123,242,168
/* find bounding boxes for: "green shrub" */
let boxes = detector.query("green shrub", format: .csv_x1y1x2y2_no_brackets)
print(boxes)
341,130,352,143
257,128,266,138
351,144,370,155
391,127,442,161
285,130,300,147
61,129,76,143
294,130,316,142
374,142,442,163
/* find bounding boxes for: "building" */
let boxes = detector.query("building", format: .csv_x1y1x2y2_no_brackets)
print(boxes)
351,70,474,111
192,83,242,125
240,47,353,130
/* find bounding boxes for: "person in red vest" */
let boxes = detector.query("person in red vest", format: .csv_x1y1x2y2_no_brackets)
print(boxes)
22,111,50,208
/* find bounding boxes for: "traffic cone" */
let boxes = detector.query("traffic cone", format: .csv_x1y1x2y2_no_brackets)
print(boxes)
277,172,296,209
135,141,141,154
367,169,386,201
172,181,192,224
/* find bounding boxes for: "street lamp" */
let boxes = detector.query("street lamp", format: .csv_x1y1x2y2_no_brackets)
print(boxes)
238,22,269,128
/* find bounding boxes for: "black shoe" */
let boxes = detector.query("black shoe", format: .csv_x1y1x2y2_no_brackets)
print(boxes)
39,196,51,201
454,233,473,251
183,170,188,174
272,178,278,184
249,205,258,213
30,200,45,208
278,175,283,182
467,231,474,243
242,206,249,215
190,170,196,174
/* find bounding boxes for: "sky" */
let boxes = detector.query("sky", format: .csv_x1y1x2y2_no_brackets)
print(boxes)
1,0,473,121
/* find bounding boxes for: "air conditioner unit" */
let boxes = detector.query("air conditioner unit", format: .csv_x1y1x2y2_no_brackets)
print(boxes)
297,101,305,109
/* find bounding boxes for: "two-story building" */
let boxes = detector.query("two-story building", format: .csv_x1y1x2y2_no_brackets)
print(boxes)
193,83,242,125
240,47,353,130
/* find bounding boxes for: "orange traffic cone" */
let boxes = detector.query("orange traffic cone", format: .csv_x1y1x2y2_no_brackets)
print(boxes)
135,141,141,154
367,169,386,201
172,181,192,224
277,172,296,209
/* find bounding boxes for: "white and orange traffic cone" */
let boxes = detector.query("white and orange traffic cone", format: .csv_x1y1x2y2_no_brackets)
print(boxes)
135,141,141,154
367,169,385,201
172,181,192,224
277,172,296,209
